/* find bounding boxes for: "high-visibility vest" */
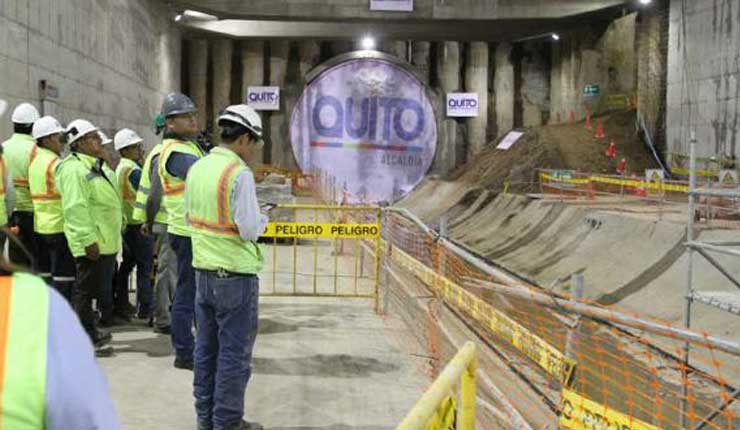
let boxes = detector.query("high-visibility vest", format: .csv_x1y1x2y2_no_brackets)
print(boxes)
132,143,167,225
185,147,264,274
158,138,204,237
1,134,38,212
29,146,63,234
56,152,122,258
116,158,142,226
0,273,50,429
0,155,8,227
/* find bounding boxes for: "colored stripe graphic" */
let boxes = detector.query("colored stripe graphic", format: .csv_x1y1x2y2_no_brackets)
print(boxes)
310,141,423,153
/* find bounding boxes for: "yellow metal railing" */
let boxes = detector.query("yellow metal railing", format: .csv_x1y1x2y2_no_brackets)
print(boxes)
260,203,382,312
397,342,477,430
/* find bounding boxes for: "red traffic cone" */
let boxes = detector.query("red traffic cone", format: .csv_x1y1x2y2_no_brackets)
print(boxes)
595,119,606,139
605,141,617,158
569,110,576,124
617,158,627,174
585,113,592,131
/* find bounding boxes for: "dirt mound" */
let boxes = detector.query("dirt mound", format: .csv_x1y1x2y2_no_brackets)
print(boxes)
447,109,658,191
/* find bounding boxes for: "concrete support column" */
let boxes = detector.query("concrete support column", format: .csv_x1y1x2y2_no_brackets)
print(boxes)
241,41,266,162
269,41,290,168
434,42,461,173
411,41,431,85
158,29,181,95
188,40,208,132
211,40,233,144
298,41,321,81
494,42,514,139
465,42,489,158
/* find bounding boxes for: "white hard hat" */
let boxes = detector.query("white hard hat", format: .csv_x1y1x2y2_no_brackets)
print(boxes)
113,128,143,151
65,119,100,144
98,131,112,146
32,116,65,140
11,103,40,124
218,104,263,139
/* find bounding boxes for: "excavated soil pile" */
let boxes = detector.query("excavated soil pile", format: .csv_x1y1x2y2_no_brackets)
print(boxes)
447,109,658,192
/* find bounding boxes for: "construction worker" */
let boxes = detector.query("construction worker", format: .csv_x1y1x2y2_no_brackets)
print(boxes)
156,93,206,369
2,102,41,269
0,271,121,429
132,114,177,334
57,119,121,350
186,104,267,430
115,128,154,321
29,116,76,302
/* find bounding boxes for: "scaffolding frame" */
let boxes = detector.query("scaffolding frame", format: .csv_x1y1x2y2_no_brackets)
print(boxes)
682,132,740,428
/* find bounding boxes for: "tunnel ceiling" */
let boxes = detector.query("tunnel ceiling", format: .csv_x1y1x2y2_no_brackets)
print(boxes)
176,2,637,41
170,0,629,21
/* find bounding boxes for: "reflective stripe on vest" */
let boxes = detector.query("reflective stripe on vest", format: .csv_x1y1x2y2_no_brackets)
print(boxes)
0,157,7,226
116,158,141,226
0,273,49,429
186,147,264,274
159,138,204,236
132,143,166,224
29,148,63,234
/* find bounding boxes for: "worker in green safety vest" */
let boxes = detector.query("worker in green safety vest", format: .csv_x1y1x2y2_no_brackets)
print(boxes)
2,102,41,270
114,128,154,323
186,104,268,430
29,116,76,303
131,116,177,334
155,93,206,370
56,119,122,353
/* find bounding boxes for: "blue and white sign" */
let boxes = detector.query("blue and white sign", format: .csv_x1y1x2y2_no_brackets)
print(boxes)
247,86,280,111
446,93,479,118
370,0,413,12
291,58,437,203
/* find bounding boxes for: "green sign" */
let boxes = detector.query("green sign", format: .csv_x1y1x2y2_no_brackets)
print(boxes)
583,84,600,97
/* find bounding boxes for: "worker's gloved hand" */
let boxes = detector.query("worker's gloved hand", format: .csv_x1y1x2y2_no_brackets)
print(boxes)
85,243,100,261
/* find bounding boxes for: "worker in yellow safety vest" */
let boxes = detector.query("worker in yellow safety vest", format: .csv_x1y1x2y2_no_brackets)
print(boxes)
2,102,41,270
29,116,76,302
56,119,122,353
131,116,177,334
0,100,15,252
155,93,206,369
186,104,268,430
114,128,154,323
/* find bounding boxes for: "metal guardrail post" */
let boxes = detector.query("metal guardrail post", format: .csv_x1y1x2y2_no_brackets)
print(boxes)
396,342,477,430
682,131,697,428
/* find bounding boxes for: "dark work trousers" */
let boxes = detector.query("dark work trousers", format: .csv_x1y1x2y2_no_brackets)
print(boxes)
37,233,76,303
8,211,39,271
74,254,116,343
117,225,155,317
170,233,196,363
194,271,259,430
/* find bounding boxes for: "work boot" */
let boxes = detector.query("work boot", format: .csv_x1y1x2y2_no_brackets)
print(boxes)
153,325,171,335
95,345,114,357
173,357,194,370
225,420,263,430
93,330,112,347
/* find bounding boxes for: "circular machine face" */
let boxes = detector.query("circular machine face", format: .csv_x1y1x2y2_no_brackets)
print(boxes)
290,58,437,204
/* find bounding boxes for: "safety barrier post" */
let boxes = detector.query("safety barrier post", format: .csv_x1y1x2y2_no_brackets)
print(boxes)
396,342,477,430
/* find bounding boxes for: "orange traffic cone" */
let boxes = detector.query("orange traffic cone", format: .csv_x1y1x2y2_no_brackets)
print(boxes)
595,119,606,139
617,158,627,175
605,141,617,158
585,113,592,131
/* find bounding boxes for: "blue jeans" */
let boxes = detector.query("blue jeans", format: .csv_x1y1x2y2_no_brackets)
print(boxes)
170,233,196,361
118,225,154,315
194,271,259,430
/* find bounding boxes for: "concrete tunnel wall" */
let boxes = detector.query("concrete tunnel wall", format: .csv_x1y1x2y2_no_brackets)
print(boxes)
185,7,670,176
0,0,181,149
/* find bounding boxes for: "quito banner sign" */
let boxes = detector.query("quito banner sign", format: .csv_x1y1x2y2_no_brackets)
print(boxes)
290,58,437,204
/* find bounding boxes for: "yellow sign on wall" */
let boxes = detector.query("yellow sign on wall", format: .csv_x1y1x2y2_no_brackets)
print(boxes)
263,222,380,239
560,389,661,430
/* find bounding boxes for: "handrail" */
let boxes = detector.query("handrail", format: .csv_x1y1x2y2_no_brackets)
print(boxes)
396,342,477,430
